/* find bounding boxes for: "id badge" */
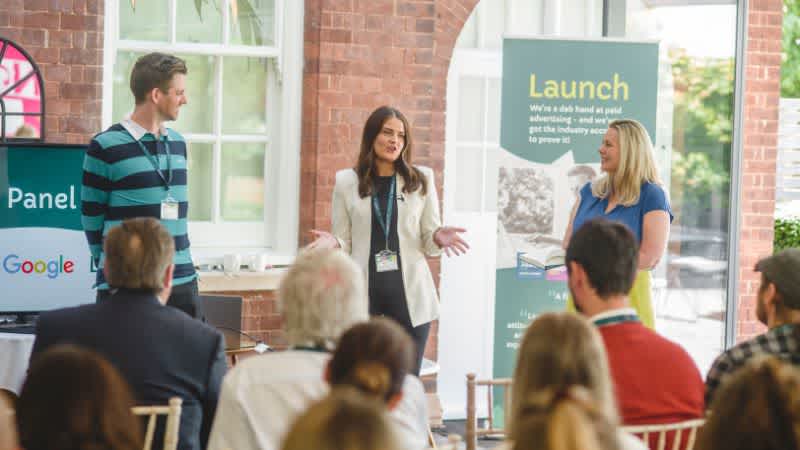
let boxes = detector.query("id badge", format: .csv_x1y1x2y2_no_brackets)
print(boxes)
160,199,179,220
375,250,399,272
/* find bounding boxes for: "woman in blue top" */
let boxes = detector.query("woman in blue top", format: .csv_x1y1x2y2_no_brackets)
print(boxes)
563,119,672,328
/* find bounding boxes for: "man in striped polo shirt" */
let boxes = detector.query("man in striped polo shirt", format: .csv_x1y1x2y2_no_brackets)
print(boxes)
81,53,200,318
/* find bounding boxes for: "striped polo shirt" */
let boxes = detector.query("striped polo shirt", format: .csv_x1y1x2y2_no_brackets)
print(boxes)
80,120,196,290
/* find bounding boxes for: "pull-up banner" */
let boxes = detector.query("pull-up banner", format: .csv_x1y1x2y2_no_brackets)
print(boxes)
493,37,658,422
0,144,95,313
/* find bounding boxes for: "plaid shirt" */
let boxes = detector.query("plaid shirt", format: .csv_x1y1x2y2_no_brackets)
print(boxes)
705,324,800,405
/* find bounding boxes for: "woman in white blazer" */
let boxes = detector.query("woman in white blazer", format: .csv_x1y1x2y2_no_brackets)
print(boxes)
310,106,468,374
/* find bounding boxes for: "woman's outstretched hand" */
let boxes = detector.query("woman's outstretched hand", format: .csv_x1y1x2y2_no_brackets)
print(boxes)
306,229,340,250
434,226,469,257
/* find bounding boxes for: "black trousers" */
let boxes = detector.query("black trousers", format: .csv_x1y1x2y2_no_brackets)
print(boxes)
96,279,203,320
370,293,430,376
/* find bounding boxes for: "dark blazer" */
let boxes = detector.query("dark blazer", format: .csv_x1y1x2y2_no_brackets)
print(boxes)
30,289,227,450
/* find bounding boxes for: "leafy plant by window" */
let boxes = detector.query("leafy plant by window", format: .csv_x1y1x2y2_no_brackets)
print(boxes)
782,0,800,97
128,0,265,46
774,217,800,252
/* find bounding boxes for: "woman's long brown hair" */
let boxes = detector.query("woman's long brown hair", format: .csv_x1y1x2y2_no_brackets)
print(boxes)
355,106,427,198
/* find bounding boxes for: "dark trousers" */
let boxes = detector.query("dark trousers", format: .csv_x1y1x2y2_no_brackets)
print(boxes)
96,279,203,320
370,295,430,376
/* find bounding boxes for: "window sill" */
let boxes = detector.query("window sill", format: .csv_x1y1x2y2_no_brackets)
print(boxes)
198,268,288,293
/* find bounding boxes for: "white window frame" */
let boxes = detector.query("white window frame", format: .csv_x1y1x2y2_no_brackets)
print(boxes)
101,0,303,263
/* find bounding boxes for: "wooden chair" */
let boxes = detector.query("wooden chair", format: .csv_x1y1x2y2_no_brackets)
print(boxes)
622,419,705,450
427,433,462,450
131,397,183,450
466,373,512,450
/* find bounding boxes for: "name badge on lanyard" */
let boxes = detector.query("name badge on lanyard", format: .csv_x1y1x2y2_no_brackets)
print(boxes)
373,177,399,273
132,132,176,220
161,194,179,220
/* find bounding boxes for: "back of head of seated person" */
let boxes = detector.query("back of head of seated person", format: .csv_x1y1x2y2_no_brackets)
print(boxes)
509,312,623,450
0,391,17,450
104,217,176,302
16,345,142,450
279,247,369,350
281,388,402,450
326,317,414,409
512,386,620,450
699,356,800,450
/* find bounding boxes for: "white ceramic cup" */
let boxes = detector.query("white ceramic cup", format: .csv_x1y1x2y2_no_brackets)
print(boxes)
223,254,242,273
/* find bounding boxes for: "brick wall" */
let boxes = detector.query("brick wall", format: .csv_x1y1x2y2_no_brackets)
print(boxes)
0,0,103,144
300,0,479,362
737,0,782,341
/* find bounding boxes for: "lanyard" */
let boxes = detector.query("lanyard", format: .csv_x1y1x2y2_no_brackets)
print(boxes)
130,131,172,190
372,176,395,251
594,314,639,327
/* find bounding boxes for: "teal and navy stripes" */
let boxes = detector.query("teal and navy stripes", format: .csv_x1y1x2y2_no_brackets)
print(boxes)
81,123,197,289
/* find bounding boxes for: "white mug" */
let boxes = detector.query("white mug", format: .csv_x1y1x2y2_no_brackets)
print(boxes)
248,253,269,272
223,254,242,273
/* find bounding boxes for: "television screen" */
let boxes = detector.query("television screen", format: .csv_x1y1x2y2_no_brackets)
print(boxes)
0,143,95,312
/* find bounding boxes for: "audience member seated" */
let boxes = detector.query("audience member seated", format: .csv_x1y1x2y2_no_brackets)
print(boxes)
699,356,800,450
0,389,17,450
16,345,142,450
30,218,227,450
501,312,645,450
705,249,800,405
565,219,704,443
326,318,427,450
281,388,402,450
208,248,428,450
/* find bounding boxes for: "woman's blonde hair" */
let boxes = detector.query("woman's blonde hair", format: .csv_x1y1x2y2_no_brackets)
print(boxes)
511,386,620,450
592,119,661,206
281,388,401,450
699,356,800,450
510,313,620,450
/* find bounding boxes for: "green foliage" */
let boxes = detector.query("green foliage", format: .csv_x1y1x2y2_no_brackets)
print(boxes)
775,217,800,252
782,0,800,97
669,50,734,228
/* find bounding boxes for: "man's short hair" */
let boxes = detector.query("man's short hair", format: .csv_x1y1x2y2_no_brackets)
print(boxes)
104,218,174,292
130,53,187,104
755,248,800,309
567,165,596,179
565,218,639,298
278,248,368,349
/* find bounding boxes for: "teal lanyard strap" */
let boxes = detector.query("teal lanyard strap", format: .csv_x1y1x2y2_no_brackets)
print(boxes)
131,132,172,190
594,314,639,327
372,176,396,251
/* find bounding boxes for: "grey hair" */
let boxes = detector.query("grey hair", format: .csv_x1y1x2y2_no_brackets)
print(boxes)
278,248,368,349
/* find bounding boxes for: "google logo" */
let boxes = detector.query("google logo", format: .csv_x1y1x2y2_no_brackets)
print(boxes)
3,254,75,279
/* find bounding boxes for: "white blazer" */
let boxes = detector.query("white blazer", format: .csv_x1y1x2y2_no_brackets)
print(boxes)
332,166,442,327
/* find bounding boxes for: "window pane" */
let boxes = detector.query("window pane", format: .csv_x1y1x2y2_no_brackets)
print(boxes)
457,77,485,142
187,142,213,221
113,52,215,134
455,146,483,212
176,0,223,43
484,147,499,212
625,3,738,375
222,57,268,134
221,142,265,221
230,0,275,46
112,51,141,122
172,54,215,134
456,9,478,48
483,0,506,50
119,0,168,41
487,78,501,144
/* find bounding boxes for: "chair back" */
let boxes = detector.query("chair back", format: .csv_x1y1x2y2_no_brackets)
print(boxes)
622,418,705,450
465,373,512,450
131,397,183,450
